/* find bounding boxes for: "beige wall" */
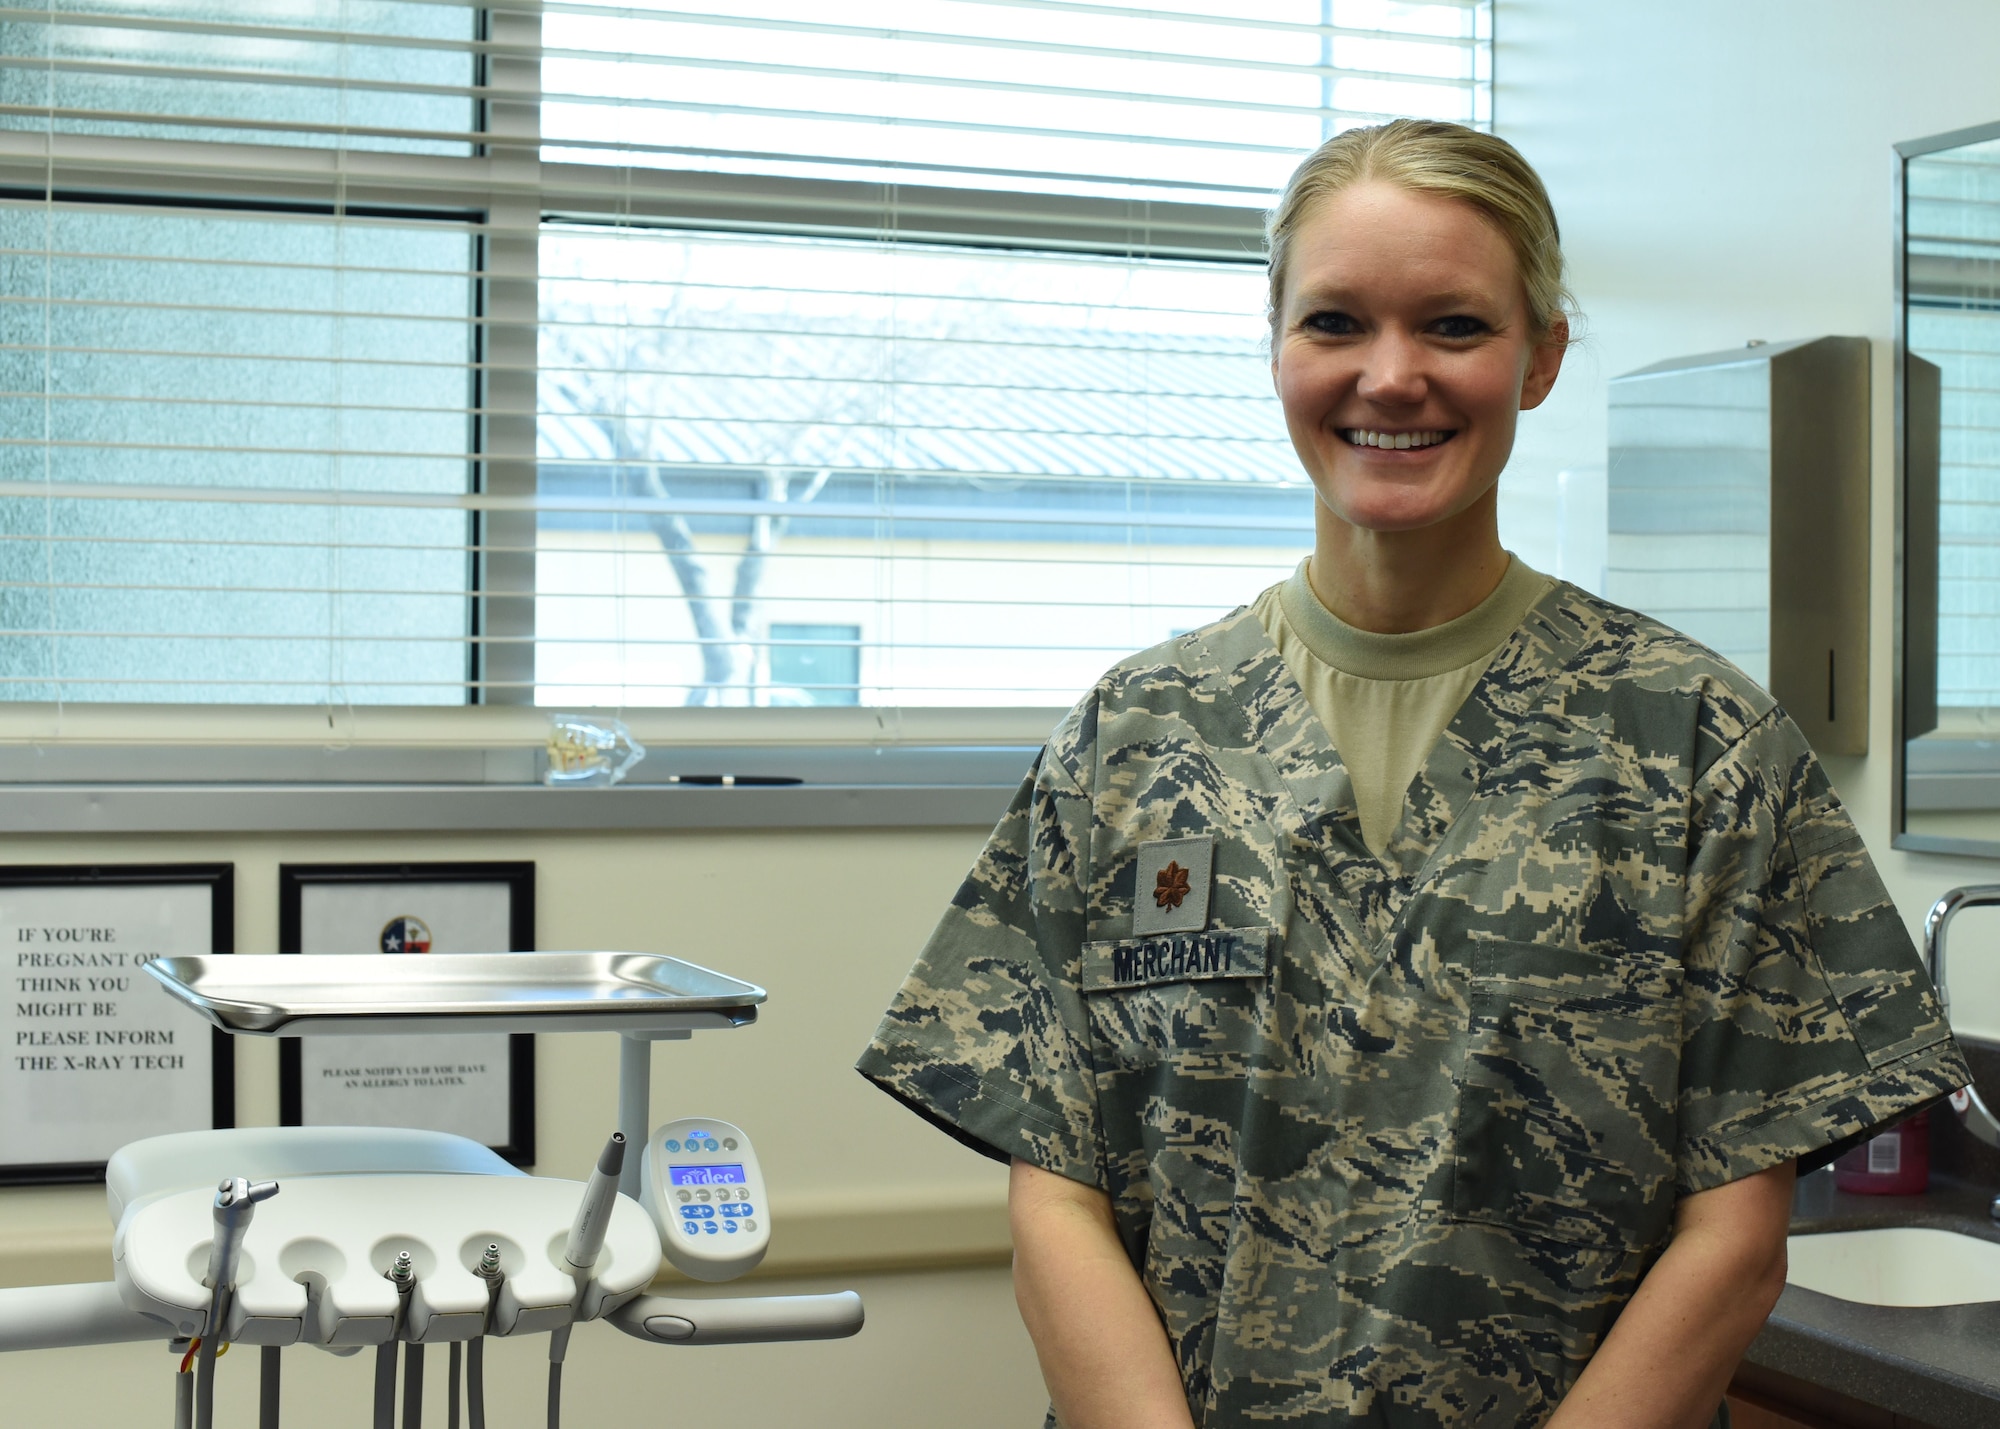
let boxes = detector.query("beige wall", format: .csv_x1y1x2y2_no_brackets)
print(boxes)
1496,0,2000,1033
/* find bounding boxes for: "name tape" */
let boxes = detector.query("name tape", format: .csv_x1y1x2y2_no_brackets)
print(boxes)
1083,927,1273,993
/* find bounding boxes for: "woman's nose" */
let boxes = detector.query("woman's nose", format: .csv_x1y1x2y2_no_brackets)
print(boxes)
1355,332,1427,405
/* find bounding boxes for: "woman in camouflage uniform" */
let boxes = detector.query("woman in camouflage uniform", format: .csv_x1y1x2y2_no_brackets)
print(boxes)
858,120,1965,1428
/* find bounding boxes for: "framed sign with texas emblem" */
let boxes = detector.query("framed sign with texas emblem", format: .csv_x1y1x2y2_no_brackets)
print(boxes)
277,862,535,1164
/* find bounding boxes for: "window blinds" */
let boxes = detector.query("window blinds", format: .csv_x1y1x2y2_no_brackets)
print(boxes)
0,0,1492,709
541,0,1489,205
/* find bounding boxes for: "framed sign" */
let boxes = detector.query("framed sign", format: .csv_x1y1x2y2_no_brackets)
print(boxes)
278,863,535,1165
0,864,234,1185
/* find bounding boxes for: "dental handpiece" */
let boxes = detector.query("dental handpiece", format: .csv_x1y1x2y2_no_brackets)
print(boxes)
548,1132,626,1382
563,1132,626,1278
196,1176,280,1429
205,1176,281,1323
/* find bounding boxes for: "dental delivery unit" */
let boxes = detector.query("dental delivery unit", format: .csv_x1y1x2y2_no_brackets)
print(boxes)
0,951,864,1428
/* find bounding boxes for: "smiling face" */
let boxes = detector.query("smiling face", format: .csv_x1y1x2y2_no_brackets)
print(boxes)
1272,180,1565,538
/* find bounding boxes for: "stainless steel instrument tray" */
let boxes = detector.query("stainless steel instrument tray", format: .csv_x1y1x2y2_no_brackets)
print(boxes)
145,952,765,1036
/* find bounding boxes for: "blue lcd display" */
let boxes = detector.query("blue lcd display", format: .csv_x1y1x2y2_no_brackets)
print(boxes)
670,1163,747,1187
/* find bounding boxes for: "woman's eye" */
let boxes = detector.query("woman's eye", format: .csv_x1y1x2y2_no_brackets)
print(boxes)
1302,310,1358,336
1433,315,1489,340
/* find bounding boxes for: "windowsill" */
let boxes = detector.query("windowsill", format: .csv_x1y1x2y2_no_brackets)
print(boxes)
0,705,1058,833
0,702,1063,750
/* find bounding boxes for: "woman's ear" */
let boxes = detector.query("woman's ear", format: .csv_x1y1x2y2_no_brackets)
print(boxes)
1519,315,1569,411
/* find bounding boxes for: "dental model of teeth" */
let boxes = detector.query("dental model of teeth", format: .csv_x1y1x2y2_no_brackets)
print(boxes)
1343,429,1451,449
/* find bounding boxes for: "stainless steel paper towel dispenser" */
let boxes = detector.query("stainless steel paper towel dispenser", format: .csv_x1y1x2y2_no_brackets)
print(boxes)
1607,335,1870,756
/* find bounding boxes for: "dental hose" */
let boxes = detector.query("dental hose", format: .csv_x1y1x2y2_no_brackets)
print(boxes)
403,1343,425,1429
469,1241,502,1429
466,1340,485,1429
260,1344,280,1429
378,1249,414,1429
447,1341,461,1429
193,1331,220,1429
373,1345,397,1429
172,1343,194,1429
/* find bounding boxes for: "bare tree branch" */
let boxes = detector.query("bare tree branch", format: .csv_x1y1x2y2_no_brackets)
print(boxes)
542,306,839,705
732,467,833,638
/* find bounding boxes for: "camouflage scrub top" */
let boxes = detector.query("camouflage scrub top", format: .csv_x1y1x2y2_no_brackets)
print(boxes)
855,579,1969,1427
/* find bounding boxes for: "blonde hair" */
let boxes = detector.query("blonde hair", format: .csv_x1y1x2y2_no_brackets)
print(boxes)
1266,119,1576,344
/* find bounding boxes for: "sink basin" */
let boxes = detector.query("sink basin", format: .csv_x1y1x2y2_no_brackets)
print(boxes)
1788,1227,2000,1307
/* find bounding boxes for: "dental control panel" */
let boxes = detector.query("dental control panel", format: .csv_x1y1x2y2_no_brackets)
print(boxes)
641,1117,769,1282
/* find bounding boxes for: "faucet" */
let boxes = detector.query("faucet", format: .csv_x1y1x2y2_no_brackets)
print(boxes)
1924,886,2000,1151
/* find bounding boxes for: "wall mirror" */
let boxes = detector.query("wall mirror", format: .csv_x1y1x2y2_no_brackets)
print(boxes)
1898,121,2000,853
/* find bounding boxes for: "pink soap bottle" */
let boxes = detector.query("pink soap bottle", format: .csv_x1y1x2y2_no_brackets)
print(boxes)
1833,1111,1930,1195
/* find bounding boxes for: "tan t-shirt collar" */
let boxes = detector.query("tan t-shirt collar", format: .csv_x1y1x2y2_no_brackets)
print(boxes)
1277,555,1550,681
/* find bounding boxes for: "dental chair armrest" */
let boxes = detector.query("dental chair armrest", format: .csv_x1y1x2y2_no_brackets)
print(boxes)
606,1290,863,1346
0,1282,174,1353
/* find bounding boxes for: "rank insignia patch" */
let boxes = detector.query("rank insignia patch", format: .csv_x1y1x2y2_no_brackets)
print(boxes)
1133,836,1212,936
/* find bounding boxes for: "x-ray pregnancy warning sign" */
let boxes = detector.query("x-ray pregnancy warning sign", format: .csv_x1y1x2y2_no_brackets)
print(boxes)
0,881,219,1173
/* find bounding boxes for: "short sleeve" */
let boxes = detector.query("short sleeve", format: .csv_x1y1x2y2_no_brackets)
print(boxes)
854,743,1105,1188
1676,708,1970,1192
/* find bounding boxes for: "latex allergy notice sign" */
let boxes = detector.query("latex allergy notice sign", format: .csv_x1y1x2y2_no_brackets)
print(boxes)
295,881,514,1148
0,884,215,1166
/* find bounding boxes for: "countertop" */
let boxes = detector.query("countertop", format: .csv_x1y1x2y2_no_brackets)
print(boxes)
1747,1171,2000,1429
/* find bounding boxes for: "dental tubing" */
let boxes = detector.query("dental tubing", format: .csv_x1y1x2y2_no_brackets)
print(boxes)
375,1249,414,1429
260,1344,280,1429
468,1242,501,1429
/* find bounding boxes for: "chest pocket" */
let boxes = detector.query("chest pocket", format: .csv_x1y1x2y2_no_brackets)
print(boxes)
1450,940,1682,1250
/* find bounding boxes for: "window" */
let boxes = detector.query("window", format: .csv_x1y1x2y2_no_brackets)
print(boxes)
1,2,1493,724
768,624,862,708
1908,135,2000,711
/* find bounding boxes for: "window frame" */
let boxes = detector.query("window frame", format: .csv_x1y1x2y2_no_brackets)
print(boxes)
0,4,1477,829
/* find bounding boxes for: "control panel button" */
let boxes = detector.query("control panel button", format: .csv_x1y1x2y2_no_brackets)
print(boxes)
744,1219,757,1232
723,1138,738,1150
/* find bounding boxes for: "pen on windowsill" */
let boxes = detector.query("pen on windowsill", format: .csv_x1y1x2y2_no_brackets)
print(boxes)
664,774,804,787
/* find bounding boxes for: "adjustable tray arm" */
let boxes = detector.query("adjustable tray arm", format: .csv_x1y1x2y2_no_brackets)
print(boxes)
605,1291,864,1347
0,1282,176,1353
